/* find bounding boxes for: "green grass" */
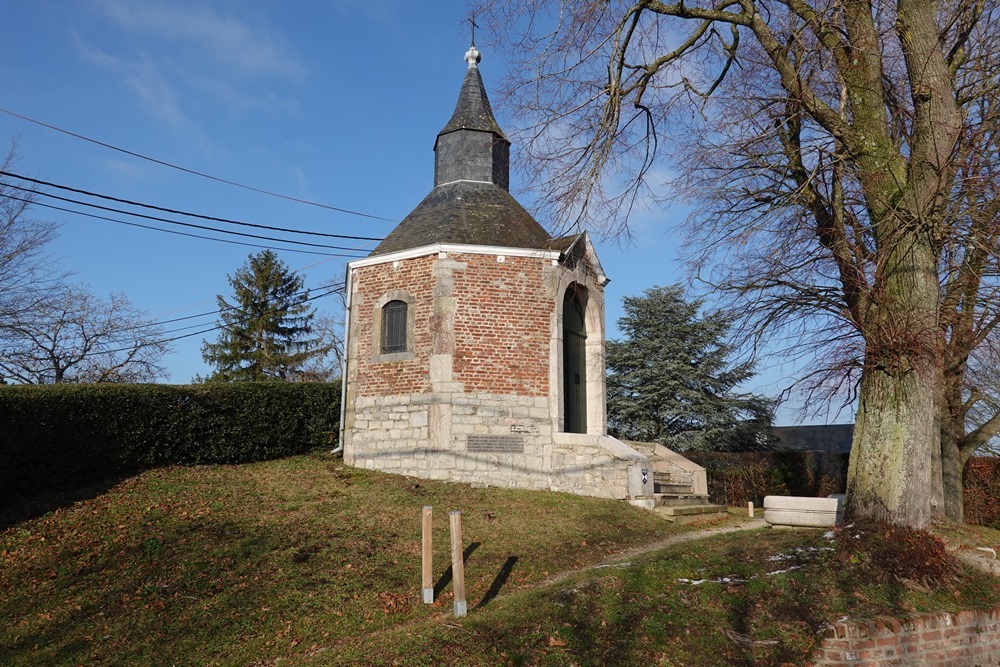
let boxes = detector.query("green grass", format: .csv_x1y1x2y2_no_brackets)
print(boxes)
2,454,998,666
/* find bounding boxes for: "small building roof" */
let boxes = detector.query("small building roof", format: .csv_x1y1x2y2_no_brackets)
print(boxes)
369,180,553,256
369,44,553,258
771,424,854,454
435,45,508,144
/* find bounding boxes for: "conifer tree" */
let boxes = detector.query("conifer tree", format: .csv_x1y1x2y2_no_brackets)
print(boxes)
607,285,774,451
201,250,325,381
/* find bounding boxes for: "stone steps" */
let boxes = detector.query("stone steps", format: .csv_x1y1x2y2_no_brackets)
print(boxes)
654,498,728,523
655,482,695,495
656,494,711,507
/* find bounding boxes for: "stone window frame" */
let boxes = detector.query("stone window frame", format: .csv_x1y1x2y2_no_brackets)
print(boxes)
381,300,408,353
372,290,416,362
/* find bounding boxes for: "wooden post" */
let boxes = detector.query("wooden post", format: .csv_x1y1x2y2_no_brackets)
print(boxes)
449,510,467,617
422,506,433,603
748,501,754,518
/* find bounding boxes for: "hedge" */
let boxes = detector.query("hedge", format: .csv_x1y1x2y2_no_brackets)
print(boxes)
964,457,1000,528
683,451,849,507
684,450,1000,528
0,381,341,507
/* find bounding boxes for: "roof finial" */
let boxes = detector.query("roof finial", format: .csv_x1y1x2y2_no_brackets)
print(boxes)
465,14,481,69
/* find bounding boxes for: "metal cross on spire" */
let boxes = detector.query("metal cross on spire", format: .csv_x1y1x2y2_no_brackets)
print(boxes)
469,14,479,46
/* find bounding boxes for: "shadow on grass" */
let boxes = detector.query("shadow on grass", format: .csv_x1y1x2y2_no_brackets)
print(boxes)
433,542,480,598
475,555,518,608
0,470,142,532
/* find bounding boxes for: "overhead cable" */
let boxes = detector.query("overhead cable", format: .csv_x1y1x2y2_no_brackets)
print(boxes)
0,106,399,223
1,170,385,242
8,195,368,258
99,286,344,354
5,183,371,252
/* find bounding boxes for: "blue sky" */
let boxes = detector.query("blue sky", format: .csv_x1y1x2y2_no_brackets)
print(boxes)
0,0,836,423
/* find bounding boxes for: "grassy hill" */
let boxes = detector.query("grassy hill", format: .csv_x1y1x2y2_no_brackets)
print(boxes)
2,454,998,666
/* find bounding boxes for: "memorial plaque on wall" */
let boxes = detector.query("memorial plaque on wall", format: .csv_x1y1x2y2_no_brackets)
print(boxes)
467,435,524,453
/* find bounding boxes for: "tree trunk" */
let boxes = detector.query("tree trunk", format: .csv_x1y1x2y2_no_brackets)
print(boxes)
931,419,945,520
846,218,939,529
939,379,968,523
848,361,936,528
940,432,965,523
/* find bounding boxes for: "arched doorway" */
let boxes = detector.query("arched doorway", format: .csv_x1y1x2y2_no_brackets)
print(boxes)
562,285,587,433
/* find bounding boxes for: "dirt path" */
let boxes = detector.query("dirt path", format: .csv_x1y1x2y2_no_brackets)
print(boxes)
275,517,771,665
539,517,768,588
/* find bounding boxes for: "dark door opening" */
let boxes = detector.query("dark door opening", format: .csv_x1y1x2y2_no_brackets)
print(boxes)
562,287,587,433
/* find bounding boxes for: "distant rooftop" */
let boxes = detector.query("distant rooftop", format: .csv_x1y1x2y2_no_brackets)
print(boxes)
771,424,854,454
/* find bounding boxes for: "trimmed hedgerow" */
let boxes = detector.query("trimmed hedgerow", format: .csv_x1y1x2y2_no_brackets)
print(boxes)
683,451,849,506
685,451,1000,529
0,382,340,505
964,456,1000,528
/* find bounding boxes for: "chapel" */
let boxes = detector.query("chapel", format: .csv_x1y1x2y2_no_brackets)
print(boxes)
339,42,714,511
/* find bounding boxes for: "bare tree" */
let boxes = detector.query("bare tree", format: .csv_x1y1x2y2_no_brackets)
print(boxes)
287,310,344,382
0,142,61,328
478,0,1000,527
0,283,170,384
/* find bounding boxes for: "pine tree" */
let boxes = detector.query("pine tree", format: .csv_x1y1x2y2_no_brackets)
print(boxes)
200,250,326,382
607,285,774,451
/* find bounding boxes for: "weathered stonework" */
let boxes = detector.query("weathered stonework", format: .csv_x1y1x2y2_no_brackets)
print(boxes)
341,243,653,501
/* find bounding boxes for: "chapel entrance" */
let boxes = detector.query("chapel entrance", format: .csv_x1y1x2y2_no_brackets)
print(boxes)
562,286,587,433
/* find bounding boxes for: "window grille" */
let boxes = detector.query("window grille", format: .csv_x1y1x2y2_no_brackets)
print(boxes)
381,300,408,353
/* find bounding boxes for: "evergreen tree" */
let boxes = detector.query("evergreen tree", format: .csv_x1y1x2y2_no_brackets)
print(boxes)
201,250,326,381
607,285,774,451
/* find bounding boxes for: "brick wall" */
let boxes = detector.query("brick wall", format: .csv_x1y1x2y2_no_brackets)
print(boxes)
351,252,552,398
351,255,436,397
451,253,551,395
341,243,640,500
811,608,1000,666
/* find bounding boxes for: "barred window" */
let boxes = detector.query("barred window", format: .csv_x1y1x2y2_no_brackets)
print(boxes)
381,300,408,354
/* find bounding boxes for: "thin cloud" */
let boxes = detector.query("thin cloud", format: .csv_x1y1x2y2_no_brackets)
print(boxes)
93,0,305,79
73,36,190,127
73,1,306,126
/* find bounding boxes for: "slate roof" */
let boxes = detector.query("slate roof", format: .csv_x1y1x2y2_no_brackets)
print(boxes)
771,424,854,454
369,180,553,256
435,57,508,143
369,47,554,258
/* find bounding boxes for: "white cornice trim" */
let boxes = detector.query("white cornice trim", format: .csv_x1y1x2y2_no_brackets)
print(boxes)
348,243,562,269
434,178,494,188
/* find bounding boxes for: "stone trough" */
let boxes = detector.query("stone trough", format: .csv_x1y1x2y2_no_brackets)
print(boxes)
763,494,844,528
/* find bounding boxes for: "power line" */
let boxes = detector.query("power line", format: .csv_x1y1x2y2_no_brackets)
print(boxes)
6,183,371,252
100,285,344,354
1,170,385,242
0,106,399,223
144,308,221,327
9,195,368,258
137,281,344,336
142,253,350,325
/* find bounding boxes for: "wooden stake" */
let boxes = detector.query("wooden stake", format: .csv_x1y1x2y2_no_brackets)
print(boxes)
449,510,467,617
422,506,433,603
748,501,755,518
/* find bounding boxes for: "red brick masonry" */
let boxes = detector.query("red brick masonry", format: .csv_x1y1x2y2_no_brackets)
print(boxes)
811,607,1000,666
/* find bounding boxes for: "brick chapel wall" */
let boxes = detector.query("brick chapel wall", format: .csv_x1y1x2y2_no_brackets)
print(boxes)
343,249,558,488
450,253,551,395
810,608,1000,666
348,252,552,398
351,254,436,397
